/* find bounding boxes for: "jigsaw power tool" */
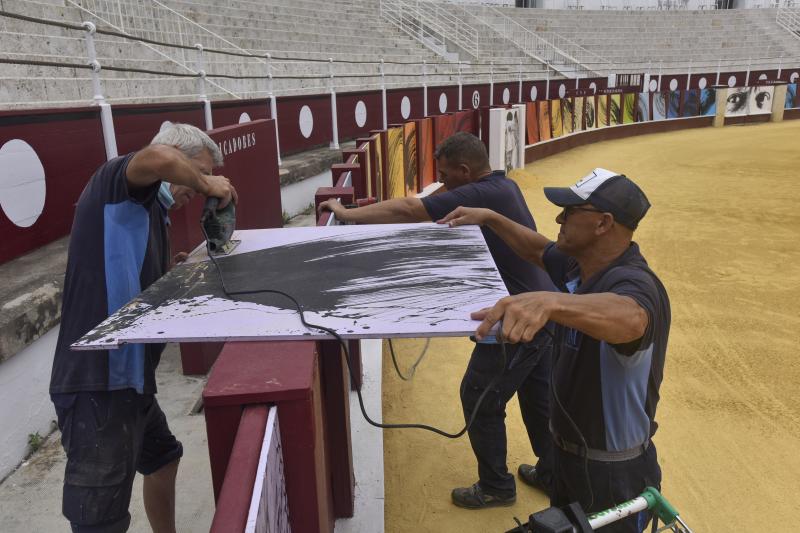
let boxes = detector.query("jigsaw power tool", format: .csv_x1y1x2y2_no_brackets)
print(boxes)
201,196,240,256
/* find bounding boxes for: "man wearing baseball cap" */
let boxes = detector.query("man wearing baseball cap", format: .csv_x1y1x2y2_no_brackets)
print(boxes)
439,168,670,532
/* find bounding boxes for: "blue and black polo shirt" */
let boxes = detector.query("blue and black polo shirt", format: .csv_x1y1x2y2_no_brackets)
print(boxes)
50,153,169,395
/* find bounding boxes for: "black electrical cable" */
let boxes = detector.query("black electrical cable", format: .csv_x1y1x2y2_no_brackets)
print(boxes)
199,220,507,439
387,337,430,381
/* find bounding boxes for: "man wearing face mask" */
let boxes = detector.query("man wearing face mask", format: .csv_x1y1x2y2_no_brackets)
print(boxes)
49,123,237,533
319,132,556,509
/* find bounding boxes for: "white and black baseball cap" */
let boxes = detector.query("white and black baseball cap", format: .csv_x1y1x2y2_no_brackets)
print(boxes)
544,168,651,230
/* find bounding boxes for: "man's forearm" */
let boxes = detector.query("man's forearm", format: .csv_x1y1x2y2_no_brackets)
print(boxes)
484,211,550,268
337,197,429,224
548,292,648,345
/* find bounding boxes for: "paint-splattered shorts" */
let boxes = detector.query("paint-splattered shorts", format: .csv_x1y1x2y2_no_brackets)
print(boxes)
51,389,183,533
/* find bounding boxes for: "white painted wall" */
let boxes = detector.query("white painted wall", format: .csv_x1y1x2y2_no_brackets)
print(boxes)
0,327,58,482
280,170,332,219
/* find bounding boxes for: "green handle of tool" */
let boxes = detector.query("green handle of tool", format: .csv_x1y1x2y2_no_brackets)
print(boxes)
642,486,680,524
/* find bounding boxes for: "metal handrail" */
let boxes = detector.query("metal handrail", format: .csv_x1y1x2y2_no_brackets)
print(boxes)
380,0,479,59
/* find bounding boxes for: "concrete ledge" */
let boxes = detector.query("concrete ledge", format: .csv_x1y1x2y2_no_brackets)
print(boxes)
0,237,68,364
279,143,352,187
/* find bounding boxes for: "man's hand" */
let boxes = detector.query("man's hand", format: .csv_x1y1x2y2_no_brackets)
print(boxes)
201,174,237,209
472,292,557,343
171,252,189,268
317,199,348,220
437,206,494,227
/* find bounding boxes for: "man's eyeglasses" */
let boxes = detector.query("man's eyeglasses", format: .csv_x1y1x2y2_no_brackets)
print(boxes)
560,205,604,220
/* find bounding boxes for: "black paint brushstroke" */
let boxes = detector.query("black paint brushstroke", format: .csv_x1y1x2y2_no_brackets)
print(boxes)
76,226,506,345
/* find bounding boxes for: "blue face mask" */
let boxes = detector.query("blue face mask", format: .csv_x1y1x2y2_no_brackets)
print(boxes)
157,181,175,210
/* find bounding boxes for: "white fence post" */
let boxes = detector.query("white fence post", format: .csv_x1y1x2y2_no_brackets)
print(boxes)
489,61,494,106
458,61,463,110
423,60,428,117
381,59,387,130
329,58,339,149
546,61,550,100
518,58,523,103
686,59,692,91
195,44,213,131
82,21,117,160
745,57,751,86
266,53,281,166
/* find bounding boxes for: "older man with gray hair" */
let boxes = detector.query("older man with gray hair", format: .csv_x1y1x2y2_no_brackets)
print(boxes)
49,123,236,533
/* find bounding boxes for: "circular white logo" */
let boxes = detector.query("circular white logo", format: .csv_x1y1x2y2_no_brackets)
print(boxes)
698,77,707,90
439,93,448,114
299,105,314,138
238,112,251,124
355,101,367,128
589,82,597,94
530,86,538,101
669,79,678,91
0,139,46,228
558,84,567,99
727,75,737,88
401,96,411,119
472,91,480,109
791,72,799,83
758,73,768,81
649,79,658,92
502,88,510,104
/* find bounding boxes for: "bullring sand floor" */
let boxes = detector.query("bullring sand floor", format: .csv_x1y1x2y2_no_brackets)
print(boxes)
382,120,800,532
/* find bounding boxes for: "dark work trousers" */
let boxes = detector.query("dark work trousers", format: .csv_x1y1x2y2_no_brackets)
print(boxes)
551,442,662,533
459,336,553,497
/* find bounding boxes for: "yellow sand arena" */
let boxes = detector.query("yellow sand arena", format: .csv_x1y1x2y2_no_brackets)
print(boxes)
383,120,800,532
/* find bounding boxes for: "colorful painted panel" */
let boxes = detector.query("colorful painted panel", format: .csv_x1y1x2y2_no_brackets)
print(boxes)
561,98,574,134
724,87,749,117
525,102,540,144
652,92,667,120
748,86,774,115
511,104,526,168
433,114,457,148
453,110,474,134
682,90,700,117
597,95,609,127
386,126,405,199
574,97,585,132
667,91,681,119
371,131,385,201
637,92,651,122
402,122,418,196
700,89,716,116
785,83,797,109
417,118,435,190
609,94,621,125
537,101,551,141
584,96,597,130
622,93,637,124
550,100,563,138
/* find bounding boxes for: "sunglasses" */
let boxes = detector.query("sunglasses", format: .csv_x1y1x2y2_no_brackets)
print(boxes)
561,205,604,220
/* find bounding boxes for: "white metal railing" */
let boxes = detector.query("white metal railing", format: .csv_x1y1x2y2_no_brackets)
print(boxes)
380,0,479,59
481,4,611,78
777,5,800,38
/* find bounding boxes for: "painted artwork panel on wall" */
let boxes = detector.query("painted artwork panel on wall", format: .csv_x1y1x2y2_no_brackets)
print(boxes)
574,97,585,132
597,95,609,127
700,88,716,116
550,100,563,138
371,132,385,201
511,104,526,169
417,118,435,190
608,94,621,125
724,87,749,117
561,98,574,134
246,407,290,533
682,90,700,117
488,107,523,172
73,224,509,349
403,121,418,196
622,93,637,124
584,96,597,130
538,101,552,141
748,85,774,115
785,83,797,109
667,91,681,118
386,126,405,199
525,102,540,144
637,92,650,122
652,92,667,120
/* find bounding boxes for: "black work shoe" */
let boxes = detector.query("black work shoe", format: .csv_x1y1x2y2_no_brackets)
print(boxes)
517,464,550,496
451,483,516,509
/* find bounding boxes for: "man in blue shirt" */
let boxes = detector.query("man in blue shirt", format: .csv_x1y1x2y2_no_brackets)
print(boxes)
50,124,237,533
440,169,670,532
319,132,555,509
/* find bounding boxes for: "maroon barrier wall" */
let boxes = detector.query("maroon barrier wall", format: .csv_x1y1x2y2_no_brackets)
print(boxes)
276,93,331,155
462,83,491,110
335,90,383,140
211,99,270,129
387,87,425,124
492,81,519,106
113,102,206,154
427,85,460,115
0,107,107,264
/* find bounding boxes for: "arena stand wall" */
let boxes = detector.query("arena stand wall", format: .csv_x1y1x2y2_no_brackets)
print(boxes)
3,0,800,528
